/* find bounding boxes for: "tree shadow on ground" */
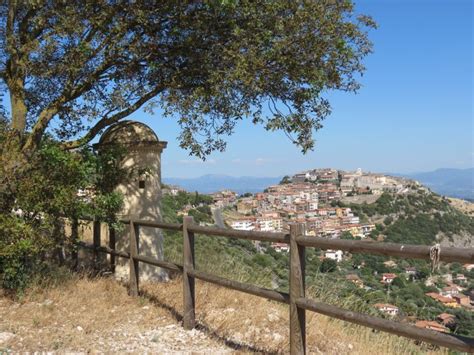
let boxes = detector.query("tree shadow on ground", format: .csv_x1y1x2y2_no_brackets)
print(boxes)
139,288,279,354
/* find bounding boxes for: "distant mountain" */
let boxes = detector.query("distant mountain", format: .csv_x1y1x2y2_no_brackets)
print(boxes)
399,168,473,200
163,174,282,194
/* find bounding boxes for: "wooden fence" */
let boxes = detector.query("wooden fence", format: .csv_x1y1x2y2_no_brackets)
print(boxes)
79,216,474,354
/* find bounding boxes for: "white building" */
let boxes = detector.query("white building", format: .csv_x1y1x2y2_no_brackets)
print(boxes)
325,249,343,262
272,242,289,253
256,218,279,232
374,303,399,316
231,219,255,231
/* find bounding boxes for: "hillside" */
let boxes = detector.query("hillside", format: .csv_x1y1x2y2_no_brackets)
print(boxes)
161,189,474,340
0,275,437,354
342,190,474,247
1,188,471,353
398,168,474,200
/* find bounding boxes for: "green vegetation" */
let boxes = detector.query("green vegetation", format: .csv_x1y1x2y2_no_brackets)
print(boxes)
279,176,292,185
347,192,474,244
0,136,124,291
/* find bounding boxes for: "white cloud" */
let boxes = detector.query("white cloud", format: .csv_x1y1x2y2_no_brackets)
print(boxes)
255,157,273,165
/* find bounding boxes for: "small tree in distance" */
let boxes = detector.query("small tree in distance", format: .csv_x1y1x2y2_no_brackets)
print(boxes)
280,176,292,185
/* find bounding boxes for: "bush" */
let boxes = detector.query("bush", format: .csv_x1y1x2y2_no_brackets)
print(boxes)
0,138,124,292
320,258,337,273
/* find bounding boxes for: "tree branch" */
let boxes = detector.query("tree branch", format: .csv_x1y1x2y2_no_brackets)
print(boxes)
21,58,119,153
61,85,164,150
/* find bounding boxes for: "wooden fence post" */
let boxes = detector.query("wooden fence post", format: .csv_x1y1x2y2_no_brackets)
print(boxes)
183,216,196,329
290,223,306,355
109,226,116,273
93,219,101,270
129,220,139,297
71,218,79,270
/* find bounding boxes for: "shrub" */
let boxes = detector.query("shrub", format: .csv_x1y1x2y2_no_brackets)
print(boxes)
0,138,124,292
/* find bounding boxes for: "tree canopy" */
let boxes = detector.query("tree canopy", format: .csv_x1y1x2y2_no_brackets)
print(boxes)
0,0,375,157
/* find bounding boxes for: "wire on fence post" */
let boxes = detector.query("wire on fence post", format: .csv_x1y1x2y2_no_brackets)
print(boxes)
290,223,306,355
129,220,139,297
183,216,196,329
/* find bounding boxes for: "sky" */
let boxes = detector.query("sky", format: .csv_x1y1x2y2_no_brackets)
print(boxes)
136,0,473,178
83,1,474,178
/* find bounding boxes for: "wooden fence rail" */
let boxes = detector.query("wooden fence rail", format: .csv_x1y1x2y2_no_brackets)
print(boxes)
79,217,474,354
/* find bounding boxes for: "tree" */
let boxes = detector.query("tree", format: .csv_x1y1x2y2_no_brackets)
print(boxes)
340,231,353,240
279,175,292,185
320,258,337,273
0,1,375,290
1,1,375,157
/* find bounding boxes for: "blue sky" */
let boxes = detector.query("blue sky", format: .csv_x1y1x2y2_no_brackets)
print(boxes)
128,1,473,177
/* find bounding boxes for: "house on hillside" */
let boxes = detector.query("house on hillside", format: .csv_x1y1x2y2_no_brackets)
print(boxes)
230,218,255,231
463,264,474,272
455,274,468,284
453,294,471,307
441,286,460,297
437,313,456,327
374,303,399,316
325,249,343,262
425,292,460,308
381,273,397,284
415,320,449,333
272,242,289,253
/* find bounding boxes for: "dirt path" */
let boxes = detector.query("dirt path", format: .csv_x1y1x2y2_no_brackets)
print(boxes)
0,277,230,353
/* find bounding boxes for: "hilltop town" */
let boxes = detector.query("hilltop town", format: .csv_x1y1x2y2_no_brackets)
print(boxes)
163,168,474,336
210,168,415,237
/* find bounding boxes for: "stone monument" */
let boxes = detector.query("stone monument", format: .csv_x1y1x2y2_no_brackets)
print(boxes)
96,120,168,281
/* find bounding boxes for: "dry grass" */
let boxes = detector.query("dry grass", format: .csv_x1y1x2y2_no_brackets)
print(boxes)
0,275,448,354
142,278,447,354
0,275,227,353
448,198,474,216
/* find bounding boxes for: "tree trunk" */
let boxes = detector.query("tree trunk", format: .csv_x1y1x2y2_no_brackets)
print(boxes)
9,77,27,133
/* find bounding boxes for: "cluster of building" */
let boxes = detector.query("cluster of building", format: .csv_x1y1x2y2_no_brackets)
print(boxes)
343,263,474,334
211,190,238,208
292,168,409,195
228,183,376,239
212,168,416,256
371,265,474,333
